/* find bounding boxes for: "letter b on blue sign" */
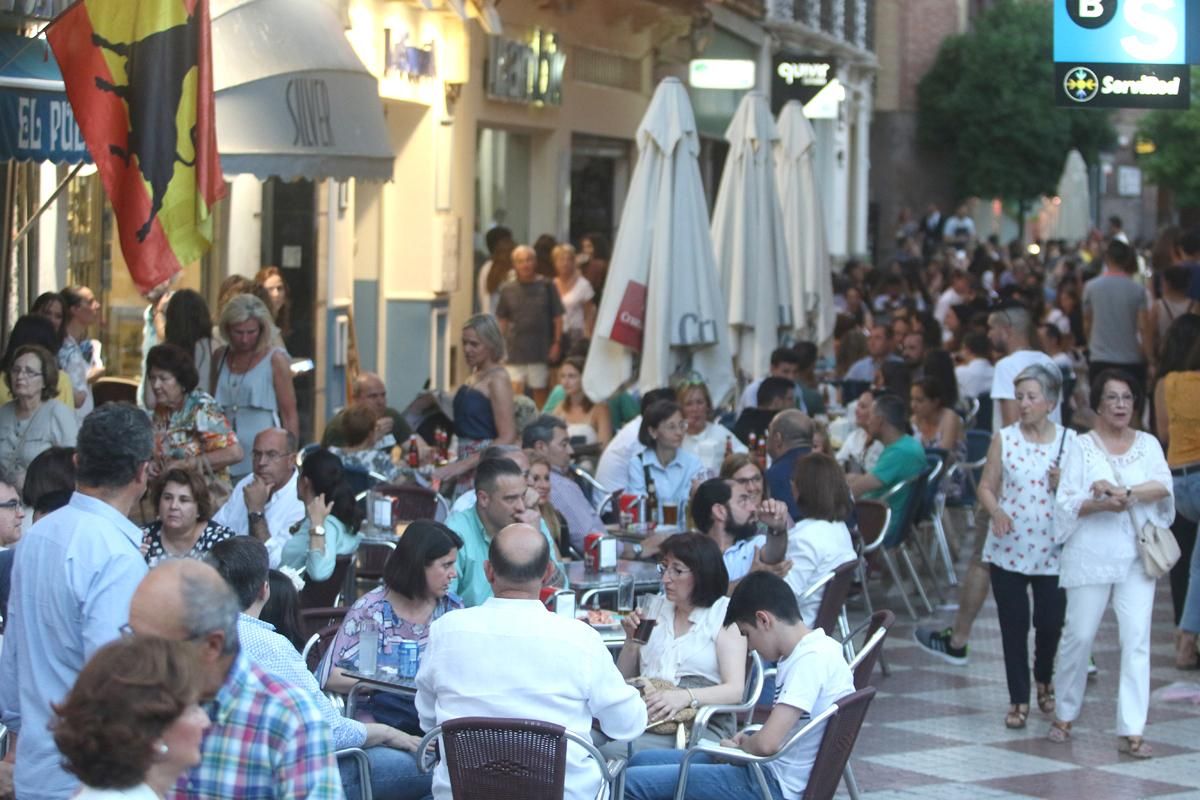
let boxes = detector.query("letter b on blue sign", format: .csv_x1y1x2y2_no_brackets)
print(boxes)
1068,0,1117,28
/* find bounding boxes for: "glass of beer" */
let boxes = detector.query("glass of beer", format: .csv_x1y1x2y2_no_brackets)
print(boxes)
661,502,679,526
633,593,664,644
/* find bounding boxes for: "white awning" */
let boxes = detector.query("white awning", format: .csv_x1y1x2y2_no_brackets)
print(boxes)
212,0,394,182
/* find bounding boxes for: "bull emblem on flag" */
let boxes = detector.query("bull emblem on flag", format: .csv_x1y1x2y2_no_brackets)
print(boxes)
47,0,225,294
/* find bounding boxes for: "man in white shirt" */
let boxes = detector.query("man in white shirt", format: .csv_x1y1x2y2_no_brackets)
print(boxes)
955,332,995,401
623,572,855,800
692,478,789,592
595,388,675,492
737,347,803,414
211,428,305,568
416,523,646,800
934,269,970,325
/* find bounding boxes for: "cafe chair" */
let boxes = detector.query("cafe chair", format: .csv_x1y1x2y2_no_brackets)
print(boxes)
686,651,767,748
944,429,991,536
299,555,354,608
671,687,877,800
92,377,140,407
800,560,860,643
356,541,396,595
374,484,440,522
572,465,617,518
300,606,349,641
0,722,8,759
416,716,627,800
847,610,895,691
917,452,957,590
973,392,993,433
852,500,891,620
876,473,935,620
336,746,374,800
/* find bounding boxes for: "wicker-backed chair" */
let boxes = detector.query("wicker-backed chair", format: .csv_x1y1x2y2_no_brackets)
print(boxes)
299,554,354,608
801,559,861,642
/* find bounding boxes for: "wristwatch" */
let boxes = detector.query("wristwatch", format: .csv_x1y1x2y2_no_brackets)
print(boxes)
247,510,266,525
311,524,327,537
686,688,700,709
631,543,644,558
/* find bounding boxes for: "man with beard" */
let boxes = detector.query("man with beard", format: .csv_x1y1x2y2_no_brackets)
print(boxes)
691,478,791,594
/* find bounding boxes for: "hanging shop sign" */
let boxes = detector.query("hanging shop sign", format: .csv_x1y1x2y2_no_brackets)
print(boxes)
770,54,837,113
688,59,755,90
384,28,436,81
486,29,565,106
1054,0,1191,108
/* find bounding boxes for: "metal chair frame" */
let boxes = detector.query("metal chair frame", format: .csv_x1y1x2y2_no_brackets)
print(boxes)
686,651,766,748
877,475,935,619
914,454,956,592
571,465,616,517
416,718,626,800
336,746,373,800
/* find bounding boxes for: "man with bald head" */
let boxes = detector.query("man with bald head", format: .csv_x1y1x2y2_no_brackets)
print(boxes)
212,427,305,566
495,243,564,407
128,560,342,798
321,371,412,450
416,523,645,800
764,409,814,520
0,403,153,800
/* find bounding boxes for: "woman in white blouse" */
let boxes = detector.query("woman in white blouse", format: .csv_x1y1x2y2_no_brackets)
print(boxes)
679,380,746,474
782,454,858,626
835,389,884,474
1051,370,1173,758
617,533,747,750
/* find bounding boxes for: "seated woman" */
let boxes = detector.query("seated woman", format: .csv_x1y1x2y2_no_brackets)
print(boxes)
526,451,571,558
321,521,464,733
616,534,748,752
52,636,208,800
626,400,707,518
783,454,859,627
680,379,745,475
327,404,420,485
836,388,884,474
552,356,612,451
261,568,307,653
278,449,365,583
145,343,243,490
910,375,966,499
0,344,77,491
140,467,236,567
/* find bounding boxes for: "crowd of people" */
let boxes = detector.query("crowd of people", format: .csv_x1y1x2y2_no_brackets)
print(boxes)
0,210,1198,798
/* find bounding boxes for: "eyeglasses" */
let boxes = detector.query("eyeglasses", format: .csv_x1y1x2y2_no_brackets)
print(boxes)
0,499,19,511
657,563,692,579
251,450,292,463
119,623,208,642
732,474,763,486
9,367,41,379
1102,393,1135,406
655,422,687,434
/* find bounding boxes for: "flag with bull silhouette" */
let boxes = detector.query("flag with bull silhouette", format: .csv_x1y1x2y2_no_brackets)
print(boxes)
47,0,224,293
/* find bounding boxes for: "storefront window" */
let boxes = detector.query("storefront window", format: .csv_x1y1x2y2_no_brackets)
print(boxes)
474,127,531,258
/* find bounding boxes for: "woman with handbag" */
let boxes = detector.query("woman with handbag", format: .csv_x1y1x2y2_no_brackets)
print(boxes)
615,533,747,753
145,343,243,507
1051,369,1174,757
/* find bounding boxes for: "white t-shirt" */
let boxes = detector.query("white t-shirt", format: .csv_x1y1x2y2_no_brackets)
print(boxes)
558,275,595,335
990,350,1062,432
595,416,643,492
723,534,767,583
782,519,858,627
955,358,995,401
765,629,857,799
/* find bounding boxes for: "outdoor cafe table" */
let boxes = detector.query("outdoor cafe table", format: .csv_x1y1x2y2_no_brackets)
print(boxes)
567,558,662,606
344,670,416,716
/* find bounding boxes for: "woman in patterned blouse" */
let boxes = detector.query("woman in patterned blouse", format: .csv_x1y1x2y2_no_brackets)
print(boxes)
140,467,236,566
327,404,420,486
145,343,243,483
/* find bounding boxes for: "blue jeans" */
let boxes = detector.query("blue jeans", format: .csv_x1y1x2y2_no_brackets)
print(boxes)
1180,524,1200,634
339,746,431,800
623,748,785,800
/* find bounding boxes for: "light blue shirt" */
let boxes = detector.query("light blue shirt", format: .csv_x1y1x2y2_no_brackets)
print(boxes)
625,447,706,507
279,515,362,583
0,493,149,800
445,509,566,607
236,613,366,749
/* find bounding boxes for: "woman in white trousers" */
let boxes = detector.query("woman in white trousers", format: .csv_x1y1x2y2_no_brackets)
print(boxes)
1052,369,1173,758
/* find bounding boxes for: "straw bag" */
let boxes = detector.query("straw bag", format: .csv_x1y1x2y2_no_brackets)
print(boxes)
629,677,696,736
1091,433,1180,579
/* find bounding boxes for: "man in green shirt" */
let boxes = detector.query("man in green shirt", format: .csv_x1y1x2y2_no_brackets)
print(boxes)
444,457,565,607
844,393,926,540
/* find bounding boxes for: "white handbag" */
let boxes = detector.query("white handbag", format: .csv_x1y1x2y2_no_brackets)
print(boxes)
1090,432,1180,579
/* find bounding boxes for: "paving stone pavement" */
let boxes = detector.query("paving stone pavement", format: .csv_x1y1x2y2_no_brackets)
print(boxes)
838,524,1200,800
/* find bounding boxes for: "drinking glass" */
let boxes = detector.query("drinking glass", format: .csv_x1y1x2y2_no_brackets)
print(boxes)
616,573,636,613
633,593,664,644
358,620,379,675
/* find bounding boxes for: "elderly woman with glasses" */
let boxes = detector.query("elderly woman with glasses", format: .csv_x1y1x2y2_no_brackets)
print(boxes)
1051,369,1173,758
0,344,77,491
626,401,707,520
616,533,747,751
679,379,745,474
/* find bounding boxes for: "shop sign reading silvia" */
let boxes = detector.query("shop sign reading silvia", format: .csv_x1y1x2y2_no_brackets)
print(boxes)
1053,0,1191,108
486,29,565,106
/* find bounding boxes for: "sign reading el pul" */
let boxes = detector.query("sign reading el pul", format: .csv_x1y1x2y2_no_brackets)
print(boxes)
1054,0,1194,109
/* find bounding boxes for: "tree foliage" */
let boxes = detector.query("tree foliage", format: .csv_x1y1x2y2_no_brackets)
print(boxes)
916,0,1115,204
1137,69,1200,209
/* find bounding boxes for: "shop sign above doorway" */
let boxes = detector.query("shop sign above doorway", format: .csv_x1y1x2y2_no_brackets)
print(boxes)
486,29,565,106
0,33,89,163
688,59,755,90
1053,0,1191,109
770,53,837,114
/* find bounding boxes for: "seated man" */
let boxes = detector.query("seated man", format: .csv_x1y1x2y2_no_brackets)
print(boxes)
212,428,305,567
416,523,646,800
322,372,413,450
126,559,342,798
692,477,790,592
594,388,676,493
443,458,565,606
737,347,802,414
792,342,826,416
732,377,794,446
206,537,430,800
524,414,605,554
844,393,927,539
622,572,856,800
763,409,814,521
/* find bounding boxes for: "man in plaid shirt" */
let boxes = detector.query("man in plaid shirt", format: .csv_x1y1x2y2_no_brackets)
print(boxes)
127,559,342,799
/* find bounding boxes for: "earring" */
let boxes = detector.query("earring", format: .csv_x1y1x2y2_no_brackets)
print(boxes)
157,743,169,756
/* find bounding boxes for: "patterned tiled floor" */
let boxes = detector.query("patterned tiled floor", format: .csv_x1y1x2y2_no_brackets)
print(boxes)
841,525,1200,799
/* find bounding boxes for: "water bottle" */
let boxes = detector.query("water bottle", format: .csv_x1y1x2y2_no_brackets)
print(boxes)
359,621,379,675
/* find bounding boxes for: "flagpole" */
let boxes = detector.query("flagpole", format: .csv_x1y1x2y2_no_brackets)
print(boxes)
9,161,83,249
0,0,85,78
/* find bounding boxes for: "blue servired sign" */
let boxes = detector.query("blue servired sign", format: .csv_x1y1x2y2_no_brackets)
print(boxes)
1054,0,1188,65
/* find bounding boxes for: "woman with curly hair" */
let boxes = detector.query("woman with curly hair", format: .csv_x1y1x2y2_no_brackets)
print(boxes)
52,636,209,798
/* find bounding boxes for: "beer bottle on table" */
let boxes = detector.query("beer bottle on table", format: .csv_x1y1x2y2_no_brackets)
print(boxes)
724,436,733,459
756,439,768,471
646,476,659,526
407,436,420,469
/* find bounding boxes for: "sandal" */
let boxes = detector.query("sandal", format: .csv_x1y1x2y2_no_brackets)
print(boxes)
1047,720,1071,743
1004,704,1029,729
1118,736,1153,759
1036,683,1056,715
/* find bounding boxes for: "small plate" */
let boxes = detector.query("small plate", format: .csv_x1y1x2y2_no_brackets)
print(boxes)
579,612,624,631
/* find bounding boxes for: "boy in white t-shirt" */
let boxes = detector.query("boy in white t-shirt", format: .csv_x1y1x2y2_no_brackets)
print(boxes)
622,572,856,800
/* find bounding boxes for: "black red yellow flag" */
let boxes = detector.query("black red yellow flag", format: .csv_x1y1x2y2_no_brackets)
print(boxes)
48,0,224,293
